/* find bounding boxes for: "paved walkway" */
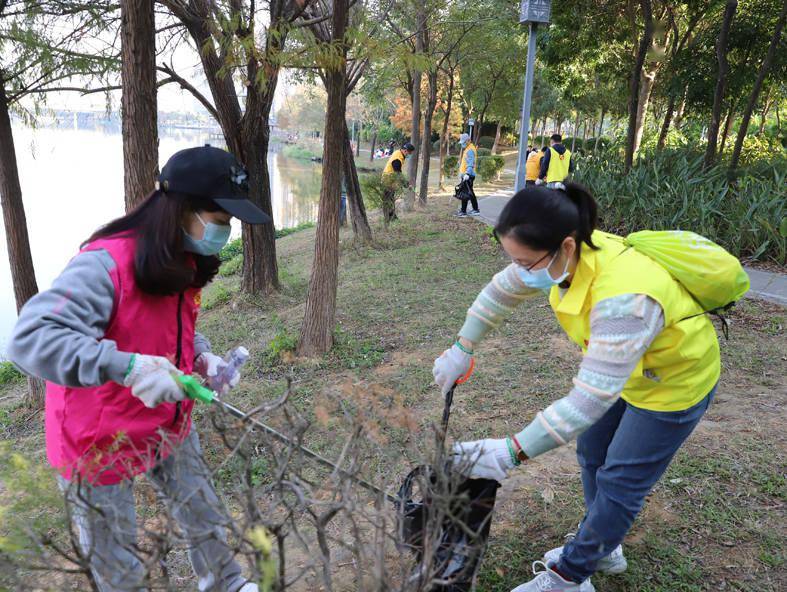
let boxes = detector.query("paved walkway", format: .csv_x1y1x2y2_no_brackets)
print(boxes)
472,193,787,307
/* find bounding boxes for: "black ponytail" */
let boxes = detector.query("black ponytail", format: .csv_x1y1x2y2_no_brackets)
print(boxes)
494,182,599,253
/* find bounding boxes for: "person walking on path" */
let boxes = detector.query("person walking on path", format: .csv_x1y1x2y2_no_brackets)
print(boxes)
526,146,546,185
432,184,721,591
538,133,574,189
7,146,268,592
381,142,415,223
456,132,480,217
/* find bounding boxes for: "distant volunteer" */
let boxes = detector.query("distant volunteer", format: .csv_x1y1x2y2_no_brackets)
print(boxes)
538,133,574,189
456,132,480,217
432,184,726,591
8,146,267,592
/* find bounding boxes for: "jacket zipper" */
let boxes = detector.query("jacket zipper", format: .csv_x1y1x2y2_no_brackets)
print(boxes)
171,292,184,428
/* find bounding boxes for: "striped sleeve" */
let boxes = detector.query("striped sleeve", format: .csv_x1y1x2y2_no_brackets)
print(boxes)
515,294,664,459
458,263,541,344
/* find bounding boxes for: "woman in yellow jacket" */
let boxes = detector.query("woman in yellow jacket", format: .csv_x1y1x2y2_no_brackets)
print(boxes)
432,184,719,592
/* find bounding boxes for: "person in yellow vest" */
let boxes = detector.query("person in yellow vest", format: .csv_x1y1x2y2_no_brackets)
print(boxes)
525,146,547,185
456,132,480,217
432,183,719,592
538,133,574,189
381,142,415,222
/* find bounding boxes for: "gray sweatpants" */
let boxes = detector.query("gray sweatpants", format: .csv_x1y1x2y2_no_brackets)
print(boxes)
58,429,248,592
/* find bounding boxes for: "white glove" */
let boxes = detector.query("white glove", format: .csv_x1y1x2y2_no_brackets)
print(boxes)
194,351,240,395
461,173,470,182
123,354,184,408
535,178,544,186
432,343,474,398
452,438,515,481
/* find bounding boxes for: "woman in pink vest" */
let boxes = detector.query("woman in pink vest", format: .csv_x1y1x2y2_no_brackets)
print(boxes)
8,146,268,592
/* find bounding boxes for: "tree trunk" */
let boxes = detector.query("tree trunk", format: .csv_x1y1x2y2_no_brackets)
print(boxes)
673,86,688,130
541,117,548,147
298,0,349,356
405,1,426,205
356,125,361,156
758,91,772,135
633,67,656,157
657,94,676,150
438,68,455,191
172,2,280,295
704,0,737,169
581,119,588,150
120,0,158,212
418,70,438,206
369,130,377,162
0,81,44,408
625,0,654,172
730,0,787,172
492,121,502,154
595,108,605,151
571,112,580,152
343,122,372,243
719,102,736,155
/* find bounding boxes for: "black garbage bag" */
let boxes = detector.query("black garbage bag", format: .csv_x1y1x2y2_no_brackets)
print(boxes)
396,388,500,591
453,179,474,201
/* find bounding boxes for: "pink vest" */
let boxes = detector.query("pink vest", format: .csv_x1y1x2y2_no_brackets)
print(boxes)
45,235,200,485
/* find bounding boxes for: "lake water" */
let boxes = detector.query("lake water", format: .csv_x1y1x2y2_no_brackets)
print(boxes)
0,124,322,356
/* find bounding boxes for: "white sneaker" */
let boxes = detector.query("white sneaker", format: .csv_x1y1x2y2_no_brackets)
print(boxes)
237,583,259,592
543,533,628,575
510,561,594,592
469,209,481,216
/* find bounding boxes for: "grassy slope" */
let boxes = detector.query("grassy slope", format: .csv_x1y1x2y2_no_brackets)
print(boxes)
1,190,784,590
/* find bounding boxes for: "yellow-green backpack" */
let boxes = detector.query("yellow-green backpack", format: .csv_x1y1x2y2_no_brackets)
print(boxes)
624,230,750,313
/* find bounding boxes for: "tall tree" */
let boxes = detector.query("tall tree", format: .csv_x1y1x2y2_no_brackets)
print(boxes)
704,0,737,169
0,1,114,408
625,0,654,172
161,0,314,295
121,0,158,211
298,0,350,356
729,0,787,172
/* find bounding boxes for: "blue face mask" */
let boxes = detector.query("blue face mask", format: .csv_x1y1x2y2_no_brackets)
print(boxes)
517,250,570,289
183,212,231,256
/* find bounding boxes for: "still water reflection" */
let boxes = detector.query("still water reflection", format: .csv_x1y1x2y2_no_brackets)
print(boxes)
0,124,322,354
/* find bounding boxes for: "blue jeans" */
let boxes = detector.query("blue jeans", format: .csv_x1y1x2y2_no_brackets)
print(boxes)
557,386,716,583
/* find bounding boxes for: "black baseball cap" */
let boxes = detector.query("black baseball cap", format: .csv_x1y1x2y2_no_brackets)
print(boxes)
158,145,271,224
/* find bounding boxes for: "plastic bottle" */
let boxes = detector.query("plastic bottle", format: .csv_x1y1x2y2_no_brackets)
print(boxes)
211,346,249,394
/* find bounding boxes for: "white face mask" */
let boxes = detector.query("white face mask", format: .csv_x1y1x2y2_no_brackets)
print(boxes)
516,250,570,289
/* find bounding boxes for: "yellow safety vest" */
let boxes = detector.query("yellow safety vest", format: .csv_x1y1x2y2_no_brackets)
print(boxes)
383,149,406,174
525,152,543,181
546,146,571,183
549,231,720,412
459,143,477,175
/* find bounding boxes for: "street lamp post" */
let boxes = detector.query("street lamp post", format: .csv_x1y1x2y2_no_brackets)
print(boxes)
514,0,551,193
468,117,476,140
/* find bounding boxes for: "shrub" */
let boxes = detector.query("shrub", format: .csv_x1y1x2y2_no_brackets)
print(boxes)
282,145,320,160
476,147,492,157
477,155,505,182
477,135,495,149
359,173,408,211
443,155,459,177
0,361,23,386
574,149,787,263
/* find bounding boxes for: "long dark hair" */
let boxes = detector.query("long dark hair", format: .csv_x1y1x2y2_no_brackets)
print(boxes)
85,191,222,295
494,183,599,254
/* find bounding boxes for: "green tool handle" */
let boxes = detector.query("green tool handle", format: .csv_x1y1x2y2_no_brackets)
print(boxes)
176,374,216,404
